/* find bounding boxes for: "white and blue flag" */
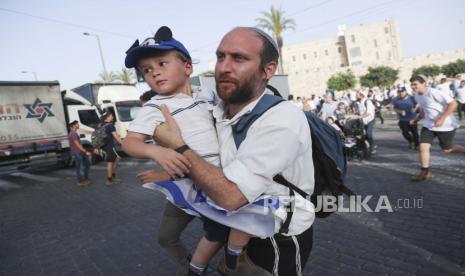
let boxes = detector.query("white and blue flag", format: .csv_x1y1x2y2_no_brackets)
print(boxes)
143,179,286,238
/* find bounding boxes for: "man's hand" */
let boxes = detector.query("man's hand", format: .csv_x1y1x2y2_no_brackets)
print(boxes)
85,151,92,157
154,104,185,149
137,170,170,183
434,116,446,128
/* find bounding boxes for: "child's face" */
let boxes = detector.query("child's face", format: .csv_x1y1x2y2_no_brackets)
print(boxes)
138,51,192,95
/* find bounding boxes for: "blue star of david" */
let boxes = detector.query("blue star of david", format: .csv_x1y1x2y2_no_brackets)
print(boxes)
24,98,55,123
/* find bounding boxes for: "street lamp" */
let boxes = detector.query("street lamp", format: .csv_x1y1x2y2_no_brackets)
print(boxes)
83,32,108,79
21,71,38,81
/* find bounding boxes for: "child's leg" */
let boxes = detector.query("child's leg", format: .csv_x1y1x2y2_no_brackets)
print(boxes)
225,229,251,269
188,237,222,275
187,218,229,275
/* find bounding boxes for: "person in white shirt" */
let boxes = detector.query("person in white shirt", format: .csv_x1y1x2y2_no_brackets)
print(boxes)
456,80,465,120
437,78,454,98
154,26,314,276
410,75,465,182
356,91,377,153
319,93,339,120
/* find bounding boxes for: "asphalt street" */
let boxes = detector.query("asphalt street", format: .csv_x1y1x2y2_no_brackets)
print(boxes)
1,117,464,276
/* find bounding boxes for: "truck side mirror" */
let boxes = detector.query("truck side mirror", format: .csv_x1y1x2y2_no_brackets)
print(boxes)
79,134,86,138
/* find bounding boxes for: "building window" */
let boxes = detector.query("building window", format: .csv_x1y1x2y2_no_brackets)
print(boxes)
314,52,318,58
384,27,389,34
325,49,329,56
351,61,362,66
295,71,299,75
306,69,309,73
351,35,356,43
303,53,307,60
349,47,361,57
388,51,392,59
338,47,342,53
376,52,380,60
374,39,378,48
292,56,296,62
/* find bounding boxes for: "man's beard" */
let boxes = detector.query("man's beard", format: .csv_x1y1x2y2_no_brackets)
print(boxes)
216,72,263,104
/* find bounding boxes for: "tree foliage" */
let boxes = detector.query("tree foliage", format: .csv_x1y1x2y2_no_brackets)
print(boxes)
412,65,441,78
327,71,357,91
441,59,465,77
359,66,399,88
256,6,295,74
117,67,136,84
96,70,119,83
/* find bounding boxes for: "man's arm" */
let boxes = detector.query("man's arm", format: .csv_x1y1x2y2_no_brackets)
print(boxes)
112,131,123,144
73,139,91,156
434,99,458,127
154,105,247,211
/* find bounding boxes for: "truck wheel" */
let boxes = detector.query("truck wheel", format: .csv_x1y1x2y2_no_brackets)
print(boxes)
61,152,74,167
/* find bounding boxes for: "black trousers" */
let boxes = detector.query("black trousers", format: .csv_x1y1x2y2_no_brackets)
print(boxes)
398,120,419,145
247,226,313,276
457,102,465,120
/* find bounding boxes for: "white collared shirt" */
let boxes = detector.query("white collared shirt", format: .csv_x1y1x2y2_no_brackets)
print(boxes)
128,88,220,166
356,98,375,125
415,87,459,131
213,91,315,236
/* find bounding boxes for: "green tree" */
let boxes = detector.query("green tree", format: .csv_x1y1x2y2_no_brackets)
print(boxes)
359,66,399,88
441,59,465,77
327,71,357,92
117,67,136,84
256,6,295,74
201,69,215,76
96,70,119,83
412,65,442,78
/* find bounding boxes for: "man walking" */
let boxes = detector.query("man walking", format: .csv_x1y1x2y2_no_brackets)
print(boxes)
154,27,314,276
392,87,419,150
100,112,123,185
410,75,465,181
68,120,92,186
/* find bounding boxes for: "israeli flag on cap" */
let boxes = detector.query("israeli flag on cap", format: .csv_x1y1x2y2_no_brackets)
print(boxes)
143,179,285,238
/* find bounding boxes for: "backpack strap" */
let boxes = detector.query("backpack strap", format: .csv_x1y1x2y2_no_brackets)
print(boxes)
232,94,285,148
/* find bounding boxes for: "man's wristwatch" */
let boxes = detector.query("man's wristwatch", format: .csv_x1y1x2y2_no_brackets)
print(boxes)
175,145,191,154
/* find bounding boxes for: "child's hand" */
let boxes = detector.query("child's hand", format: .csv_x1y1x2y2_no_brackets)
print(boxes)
149,147,191,178
137,170,170,183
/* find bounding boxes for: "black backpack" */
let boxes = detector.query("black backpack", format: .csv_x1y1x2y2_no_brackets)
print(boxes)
91,124,109,149
232,92,354,233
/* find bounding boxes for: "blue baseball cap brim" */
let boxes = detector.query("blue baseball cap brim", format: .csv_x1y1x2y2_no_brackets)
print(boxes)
125,37,191,68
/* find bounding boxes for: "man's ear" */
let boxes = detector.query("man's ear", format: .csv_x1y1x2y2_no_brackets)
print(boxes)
263,61,278,81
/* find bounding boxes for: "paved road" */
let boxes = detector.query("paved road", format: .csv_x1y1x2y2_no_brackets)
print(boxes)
1,118,464,276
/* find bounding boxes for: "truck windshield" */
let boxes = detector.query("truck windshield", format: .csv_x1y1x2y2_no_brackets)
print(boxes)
115,101,142,122
78,109,101,129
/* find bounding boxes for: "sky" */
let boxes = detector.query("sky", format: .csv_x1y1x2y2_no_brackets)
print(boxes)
1,0,464,90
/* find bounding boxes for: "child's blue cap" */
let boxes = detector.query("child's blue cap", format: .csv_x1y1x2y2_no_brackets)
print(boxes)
125,26,191,68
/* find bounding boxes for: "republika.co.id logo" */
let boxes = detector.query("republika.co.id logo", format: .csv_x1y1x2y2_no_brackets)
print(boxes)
24,98,54,123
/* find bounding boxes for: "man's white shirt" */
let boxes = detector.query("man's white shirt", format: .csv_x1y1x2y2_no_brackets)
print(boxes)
415,87,459,131
356,99,375,125
213,91,315,236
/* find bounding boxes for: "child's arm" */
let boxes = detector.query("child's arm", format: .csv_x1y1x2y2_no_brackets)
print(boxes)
122,131,191,178
137,170,170,183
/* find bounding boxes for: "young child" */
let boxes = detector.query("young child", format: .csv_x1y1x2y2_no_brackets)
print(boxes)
122,26,258,276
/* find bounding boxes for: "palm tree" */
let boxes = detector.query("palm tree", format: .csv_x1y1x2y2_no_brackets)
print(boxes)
96,70,119,83
117,67,136,84
256,6,296,74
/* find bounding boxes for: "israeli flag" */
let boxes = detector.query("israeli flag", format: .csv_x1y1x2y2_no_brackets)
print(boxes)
143,179,285,238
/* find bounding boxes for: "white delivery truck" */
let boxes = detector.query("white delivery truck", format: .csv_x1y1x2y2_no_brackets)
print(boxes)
71,83,142,139
0,81,101,174
190,74,291,99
